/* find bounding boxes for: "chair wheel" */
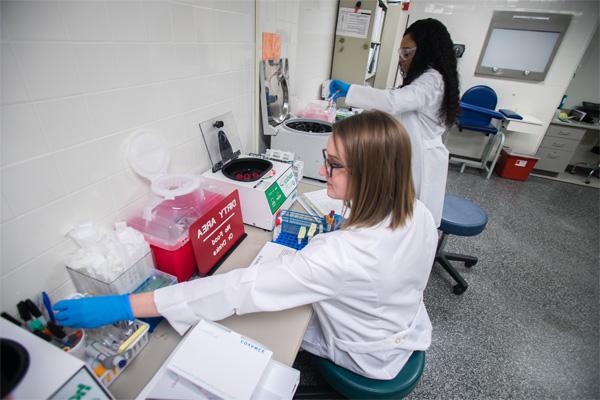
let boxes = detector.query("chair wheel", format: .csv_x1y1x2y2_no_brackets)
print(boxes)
465,260,477,268
453,284,467,295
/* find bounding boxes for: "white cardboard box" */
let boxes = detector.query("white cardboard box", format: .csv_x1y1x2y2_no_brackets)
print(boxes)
138,320,300,400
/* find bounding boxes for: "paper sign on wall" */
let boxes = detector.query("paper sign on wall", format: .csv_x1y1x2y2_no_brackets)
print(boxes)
336,7,371,39
262,32,281,60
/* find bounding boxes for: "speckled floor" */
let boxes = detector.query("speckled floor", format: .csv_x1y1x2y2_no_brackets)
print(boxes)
293,167,600,399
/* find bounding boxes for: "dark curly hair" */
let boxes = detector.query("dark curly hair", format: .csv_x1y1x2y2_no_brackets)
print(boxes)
403,18,460,127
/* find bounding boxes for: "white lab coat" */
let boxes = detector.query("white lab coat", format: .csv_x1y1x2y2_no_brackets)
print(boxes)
346,69,448,226
154,201,437,380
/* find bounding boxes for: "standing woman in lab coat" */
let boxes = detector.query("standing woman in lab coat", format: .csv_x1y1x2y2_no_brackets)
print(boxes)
329,18,460,226
53,110,438,380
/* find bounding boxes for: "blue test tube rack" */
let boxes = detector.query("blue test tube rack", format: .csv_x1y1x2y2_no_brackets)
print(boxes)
273,210,343,250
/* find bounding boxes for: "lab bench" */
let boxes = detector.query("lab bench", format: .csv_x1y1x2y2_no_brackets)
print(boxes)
108,181,322,399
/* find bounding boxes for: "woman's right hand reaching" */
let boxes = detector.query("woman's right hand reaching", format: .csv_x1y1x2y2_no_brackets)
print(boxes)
53,294,134,328
329,80,351,100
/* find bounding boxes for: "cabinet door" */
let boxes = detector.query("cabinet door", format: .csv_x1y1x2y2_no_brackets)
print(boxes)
546,124,586,141
534,147,573,173
538,135,580,153
331,0,379,85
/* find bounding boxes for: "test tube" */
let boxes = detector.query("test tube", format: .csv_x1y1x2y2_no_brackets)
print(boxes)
297,226,307,244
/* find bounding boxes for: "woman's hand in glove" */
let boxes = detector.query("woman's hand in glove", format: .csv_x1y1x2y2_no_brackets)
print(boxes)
53,294,134,328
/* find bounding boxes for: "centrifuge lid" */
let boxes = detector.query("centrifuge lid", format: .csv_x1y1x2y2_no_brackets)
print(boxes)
261,59,290,126
128,130,169,181
199,112,244,172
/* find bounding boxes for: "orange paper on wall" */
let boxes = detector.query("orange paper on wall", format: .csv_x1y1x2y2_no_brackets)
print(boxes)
262,32,281,60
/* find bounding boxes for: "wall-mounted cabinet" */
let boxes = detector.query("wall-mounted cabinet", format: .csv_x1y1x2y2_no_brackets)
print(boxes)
331,0,387,86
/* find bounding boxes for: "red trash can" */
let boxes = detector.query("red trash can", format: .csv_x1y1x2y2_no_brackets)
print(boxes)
495,148,539,181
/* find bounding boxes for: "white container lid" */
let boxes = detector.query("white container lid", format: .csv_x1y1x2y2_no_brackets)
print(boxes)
128,130,200,200
128,130,170,181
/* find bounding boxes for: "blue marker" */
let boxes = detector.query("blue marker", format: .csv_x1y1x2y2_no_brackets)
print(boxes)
42,292,56,323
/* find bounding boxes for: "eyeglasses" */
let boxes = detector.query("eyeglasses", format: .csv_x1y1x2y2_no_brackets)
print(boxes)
322,149,347,177
398,47,417,61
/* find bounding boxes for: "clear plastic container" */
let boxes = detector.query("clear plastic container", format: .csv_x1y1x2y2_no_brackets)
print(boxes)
127,188,226,282
133,270,178,293
67,251,155,295
300,100,336,123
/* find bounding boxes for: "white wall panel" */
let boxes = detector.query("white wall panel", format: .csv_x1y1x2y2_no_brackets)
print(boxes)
1,180,114,275
106,1,147,42
35,97,100,151
61,1,112,41
143,1,173,42
1,240,76,319
1,104,48,166
1,156,66,216
1,1,68,41
1,44,29,105
0,0,255,314
12,43,83,101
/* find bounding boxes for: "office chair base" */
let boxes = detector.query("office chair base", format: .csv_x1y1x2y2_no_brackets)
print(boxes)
435,254,469,295
453,283,467,295
444,252,478,267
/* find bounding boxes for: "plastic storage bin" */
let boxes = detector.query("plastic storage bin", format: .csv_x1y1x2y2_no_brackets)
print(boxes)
67,251,155,295
128,188,225,282
132,270,177,332
495,148,540,181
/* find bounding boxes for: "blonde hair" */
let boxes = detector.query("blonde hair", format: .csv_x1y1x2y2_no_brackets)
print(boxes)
335,110,415,229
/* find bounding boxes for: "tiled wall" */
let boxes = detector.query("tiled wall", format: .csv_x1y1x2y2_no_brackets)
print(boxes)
257,0,336,113
0,0,255,315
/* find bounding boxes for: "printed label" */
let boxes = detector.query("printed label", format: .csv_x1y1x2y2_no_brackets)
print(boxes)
265,183,287,214
515,160,528,167
277,167,297,197
189,190,245,276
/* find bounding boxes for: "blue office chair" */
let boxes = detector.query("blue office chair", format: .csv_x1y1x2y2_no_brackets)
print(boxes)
451,85,520,179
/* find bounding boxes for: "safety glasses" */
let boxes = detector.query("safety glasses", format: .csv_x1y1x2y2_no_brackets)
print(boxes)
322,149,347,177
398,47,417,60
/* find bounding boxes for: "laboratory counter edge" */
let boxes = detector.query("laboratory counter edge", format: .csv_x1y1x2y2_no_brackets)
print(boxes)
109,181,323,399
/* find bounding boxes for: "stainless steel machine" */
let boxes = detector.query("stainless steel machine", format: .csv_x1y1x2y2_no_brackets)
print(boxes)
260,59,332,181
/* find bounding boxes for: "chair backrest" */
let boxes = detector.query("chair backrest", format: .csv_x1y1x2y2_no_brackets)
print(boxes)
459,85,498,127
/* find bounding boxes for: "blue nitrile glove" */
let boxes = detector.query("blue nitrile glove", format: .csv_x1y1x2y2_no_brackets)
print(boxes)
53,294,134,329
329,80,350,100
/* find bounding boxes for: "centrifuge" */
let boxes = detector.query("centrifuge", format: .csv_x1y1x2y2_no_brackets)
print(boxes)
200,112,298,231
260,59,332,181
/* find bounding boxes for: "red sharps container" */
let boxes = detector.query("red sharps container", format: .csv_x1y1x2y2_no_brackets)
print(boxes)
126,131,225,281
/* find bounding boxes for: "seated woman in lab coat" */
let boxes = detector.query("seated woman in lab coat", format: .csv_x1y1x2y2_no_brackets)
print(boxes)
54,110,438,380
329,18,460,226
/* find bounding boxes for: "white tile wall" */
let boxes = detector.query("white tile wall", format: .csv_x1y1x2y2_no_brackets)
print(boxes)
0,0,255,317
257,0,336,115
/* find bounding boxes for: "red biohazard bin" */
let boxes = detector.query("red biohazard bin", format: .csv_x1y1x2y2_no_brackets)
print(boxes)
126,131,228,282
128,188,225,282
495,148,540,181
